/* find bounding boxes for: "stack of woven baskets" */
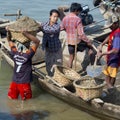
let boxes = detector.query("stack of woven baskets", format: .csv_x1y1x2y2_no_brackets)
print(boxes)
52,65,81,87
8,16,40,43
73,76,106,101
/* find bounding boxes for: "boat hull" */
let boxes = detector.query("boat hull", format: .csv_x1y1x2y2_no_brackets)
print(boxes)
38,77,120,120
1,33,120,120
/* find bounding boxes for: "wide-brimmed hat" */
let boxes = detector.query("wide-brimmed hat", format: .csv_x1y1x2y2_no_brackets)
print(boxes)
105,15,119,28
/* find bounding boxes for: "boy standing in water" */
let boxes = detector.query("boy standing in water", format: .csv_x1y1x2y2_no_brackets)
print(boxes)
6,29,40,100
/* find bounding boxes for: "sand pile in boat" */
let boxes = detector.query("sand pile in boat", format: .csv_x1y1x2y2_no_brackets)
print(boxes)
80,79,98,87
73,76,106,101
8,16,40,43
74,76,104,88
9,16,40,32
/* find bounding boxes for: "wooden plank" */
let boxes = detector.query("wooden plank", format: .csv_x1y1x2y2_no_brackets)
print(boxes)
33,66,63,87
46,75,63,88
0,38,11,51
0,50,14,67
0,21,15,28
34,62,46,68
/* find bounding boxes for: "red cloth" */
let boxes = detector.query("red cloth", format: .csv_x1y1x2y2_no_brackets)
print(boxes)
107,28,120,65
8,82,32,100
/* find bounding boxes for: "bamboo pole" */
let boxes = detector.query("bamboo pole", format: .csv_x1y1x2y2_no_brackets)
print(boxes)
4,9,22,20
74,29,78,71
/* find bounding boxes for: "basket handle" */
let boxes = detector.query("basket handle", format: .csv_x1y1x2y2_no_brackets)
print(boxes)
92,44,98,52
50,64,57,72
94,56,98,67
92,44,98,66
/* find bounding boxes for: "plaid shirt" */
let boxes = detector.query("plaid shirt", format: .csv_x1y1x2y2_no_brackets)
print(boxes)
41,21,61,52
61,13,90,45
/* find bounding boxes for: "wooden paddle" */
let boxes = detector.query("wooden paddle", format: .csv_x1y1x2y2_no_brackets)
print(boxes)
74,29,78,71
74,40,77,71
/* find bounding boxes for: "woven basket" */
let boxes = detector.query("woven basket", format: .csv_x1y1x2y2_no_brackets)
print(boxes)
53,65,81,87
10,31,37,43
73,76,106,101
8,16,40,43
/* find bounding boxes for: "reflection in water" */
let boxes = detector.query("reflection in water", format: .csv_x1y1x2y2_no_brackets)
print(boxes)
0,110,49,120
11,110,49,120
0,112,14,120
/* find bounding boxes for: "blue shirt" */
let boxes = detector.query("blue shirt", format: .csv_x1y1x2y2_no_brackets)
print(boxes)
108,32,120,67
41,21,61,52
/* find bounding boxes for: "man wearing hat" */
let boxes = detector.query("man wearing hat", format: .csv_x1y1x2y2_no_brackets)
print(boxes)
98,15,120,92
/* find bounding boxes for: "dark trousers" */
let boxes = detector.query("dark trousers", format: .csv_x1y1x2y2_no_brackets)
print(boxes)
77,41,97,71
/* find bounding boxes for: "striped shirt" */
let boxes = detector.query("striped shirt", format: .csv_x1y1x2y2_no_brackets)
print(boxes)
41,21,61,52
61,13,90,45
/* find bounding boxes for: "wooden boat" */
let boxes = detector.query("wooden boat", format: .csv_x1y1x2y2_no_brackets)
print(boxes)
1,42,120,120
33,66,120,120
1,22,120,120
1,8,120,120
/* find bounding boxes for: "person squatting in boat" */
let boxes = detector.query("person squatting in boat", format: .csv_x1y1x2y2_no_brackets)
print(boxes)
6,28,40,100
60,2,96,75
40,9,62,76
97,15,120,92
